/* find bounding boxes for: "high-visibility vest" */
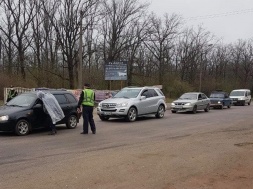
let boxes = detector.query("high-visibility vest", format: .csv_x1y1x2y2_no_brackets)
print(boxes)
82,89,95,106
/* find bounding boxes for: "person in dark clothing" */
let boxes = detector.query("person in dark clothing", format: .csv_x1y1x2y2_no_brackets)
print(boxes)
44,105,57,135
6,86,18,102
37,91,65,135
77,83,96,134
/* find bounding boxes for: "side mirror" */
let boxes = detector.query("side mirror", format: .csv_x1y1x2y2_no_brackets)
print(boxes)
140,96,146,100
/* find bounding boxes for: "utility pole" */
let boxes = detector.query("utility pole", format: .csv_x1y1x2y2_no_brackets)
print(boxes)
78,10,84,89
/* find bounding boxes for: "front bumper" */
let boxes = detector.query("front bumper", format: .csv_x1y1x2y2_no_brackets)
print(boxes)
97,107,129,117
171,105,194,112
210,103,222,108
232,100,245,105
0,120,16,132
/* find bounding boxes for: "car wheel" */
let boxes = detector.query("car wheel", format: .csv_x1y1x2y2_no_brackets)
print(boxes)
15,119,30,136
99,115,110,121
66,115,78,129
125,107,137,122
204,104,210,112
171,110,177,113
227,103,231,108
156,105,165,118
192,105,197,114
248,100,251,105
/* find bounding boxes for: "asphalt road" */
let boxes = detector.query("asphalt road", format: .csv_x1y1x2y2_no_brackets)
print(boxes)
1,105,253,189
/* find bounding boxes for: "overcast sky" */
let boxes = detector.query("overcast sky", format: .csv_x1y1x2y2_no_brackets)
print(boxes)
142,0,253,44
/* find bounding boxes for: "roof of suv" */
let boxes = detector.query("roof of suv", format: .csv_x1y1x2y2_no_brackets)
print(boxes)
21,89,71,96
123,86,160,90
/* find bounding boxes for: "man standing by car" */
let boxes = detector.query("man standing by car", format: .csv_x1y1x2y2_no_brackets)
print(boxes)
37,91,65,135
77,83,96,134
6,85,18,102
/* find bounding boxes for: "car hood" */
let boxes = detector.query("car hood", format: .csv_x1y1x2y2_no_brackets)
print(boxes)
100,97,133,104
173,99,197,103
0,105,27,116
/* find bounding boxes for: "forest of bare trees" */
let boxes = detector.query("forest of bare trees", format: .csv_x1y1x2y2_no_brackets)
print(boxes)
0,0,253,99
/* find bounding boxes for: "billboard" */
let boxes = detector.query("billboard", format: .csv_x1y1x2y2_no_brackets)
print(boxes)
104,61,127,80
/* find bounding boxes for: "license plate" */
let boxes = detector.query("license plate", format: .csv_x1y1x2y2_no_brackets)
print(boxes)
175,105,183,109
103,112,112,115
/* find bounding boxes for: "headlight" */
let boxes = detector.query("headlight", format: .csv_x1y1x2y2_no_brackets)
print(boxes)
0,115,9,121
218,101,221,104
98,103,102,107
171,103,175,106
184,103,191,106
116,102,128,107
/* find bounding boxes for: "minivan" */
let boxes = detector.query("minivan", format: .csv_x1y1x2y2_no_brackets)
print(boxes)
229,89,251,106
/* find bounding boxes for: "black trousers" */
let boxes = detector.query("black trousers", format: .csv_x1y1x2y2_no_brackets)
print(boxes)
82,105,96,133
46,115,56,132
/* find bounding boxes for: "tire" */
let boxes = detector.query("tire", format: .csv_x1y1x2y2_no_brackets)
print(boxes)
125,107,137,122
248,100,251,105
204,104,210,112
227,103,231,108
66,115,78,129
15,119,30,136
171,110,177,113
156,105,165,118
99,115,110,121
192,105,197,114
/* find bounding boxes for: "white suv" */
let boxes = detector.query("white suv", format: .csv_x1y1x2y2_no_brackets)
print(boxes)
97,86,167,122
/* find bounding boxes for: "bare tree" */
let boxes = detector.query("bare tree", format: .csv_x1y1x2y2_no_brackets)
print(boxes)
41,0,99,89
0,6,15,75
0,0,35,80
99,0,148,62
176,26,214,90
144,13,181,85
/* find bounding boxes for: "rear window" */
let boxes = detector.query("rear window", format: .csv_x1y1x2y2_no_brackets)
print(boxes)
65,93,77,103
54,94,68,104
156,89,165,96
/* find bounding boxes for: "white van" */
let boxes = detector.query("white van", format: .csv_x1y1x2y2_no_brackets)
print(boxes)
229,89,251,106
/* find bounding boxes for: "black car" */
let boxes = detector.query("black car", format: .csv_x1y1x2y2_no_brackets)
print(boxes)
209,90,232,109
0,90,80,135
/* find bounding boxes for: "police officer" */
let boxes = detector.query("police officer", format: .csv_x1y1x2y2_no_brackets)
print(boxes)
6,86,18,102
77,83,96,134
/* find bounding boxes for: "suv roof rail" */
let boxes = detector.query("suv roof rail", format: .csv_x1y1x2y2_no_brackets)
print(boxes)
125,86,140,88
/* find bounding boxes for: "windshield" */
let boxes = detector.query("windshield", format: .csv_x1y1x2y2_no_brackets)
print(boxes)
6,94,37,107
113,88,141,98
230,91,245,96
179,93,197,100
210,93,224,98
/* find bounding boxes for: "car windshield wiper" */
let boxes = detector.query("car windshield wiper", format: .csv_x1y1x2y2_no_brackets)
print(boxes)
9,104,23,107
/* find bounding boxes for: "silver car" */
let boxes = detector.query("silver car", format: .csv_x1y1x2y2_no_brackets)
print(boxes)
171,92,210,114
97,86,167,122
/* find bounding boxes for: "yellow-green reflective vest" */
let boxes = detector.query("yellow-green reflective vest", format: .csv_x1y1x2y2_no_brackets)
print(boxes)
82,89,95,106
